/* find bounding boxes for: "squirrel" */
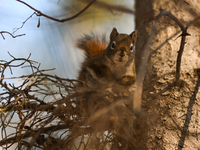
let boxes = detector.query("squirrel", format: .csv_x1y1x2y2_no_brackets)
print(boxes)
76,27,137,93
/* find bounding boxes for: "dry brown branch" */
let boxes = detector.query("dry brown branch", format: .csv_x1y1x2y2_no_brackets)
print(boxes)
156,9,190,84
16,0,97,23
0,55,142,149
178,69,200,149
14,0,136,35
0,31,25,40
13,12,36,34
133,9,193,113
154,9,200,85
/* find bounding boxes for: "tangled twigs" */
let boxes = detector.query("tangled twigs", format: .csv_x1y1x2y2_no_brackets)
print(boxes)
0,55,77,148
0,55,139,149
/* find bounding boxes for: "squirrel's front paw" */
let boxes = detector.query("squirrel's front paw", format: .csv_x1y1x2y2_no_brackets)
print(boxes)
117,75,136,86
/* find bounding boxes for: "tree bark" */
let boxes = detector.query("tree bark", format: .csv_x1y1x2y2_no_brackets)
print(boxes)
135,0,200,149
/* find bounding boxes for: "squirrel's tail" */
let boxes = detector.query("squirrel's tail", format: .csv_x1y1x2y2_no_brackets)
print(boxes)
76,33,107,58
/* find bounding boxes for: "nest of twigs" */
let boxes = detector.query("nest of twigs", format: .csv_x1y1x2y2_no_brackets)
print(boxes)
0,55,147,150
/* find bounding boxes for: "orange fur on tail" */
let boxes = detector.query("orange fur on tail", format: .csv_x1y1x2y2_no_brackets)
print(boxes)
84,38,106,57
76,34,107,58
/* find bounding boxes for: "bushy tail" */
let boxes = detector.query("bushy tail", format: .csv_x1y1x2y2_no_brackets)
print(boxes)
76,33,107,58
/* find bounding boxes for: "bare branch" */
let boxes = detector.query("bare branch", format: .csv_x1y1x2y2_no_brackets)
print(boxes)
16,0,97,23
178,69,200,149
133,9,191,113
13,12,36,34
155,9,190,84
0,55,138,149
0,31,25,40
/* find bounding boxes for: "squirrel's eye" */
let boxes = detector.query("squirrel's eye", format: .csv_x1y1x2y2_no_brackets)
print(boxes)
111,41,116,49
130,44,134,52
130,46,133,51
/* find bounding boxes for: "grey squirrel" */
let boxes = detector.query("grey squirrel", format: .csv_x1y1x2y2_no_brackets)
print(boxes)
76,27,137,92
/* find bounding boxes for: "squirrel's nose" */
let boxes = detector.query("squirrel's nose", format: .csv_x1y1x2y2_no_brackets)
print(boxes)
119,49,125,57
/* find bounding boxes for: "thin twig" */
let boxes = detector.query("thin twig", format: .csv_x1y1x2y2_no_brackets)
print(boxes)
0,31,25,40
178,69,200,150
157,9,190,84
175,28,189,84
16,0,96,22
13,12,36,34
133,9,190,112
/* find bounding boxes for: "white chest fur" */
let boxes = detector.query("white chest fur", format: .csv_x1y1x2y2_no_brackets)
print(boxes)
112,61,134,79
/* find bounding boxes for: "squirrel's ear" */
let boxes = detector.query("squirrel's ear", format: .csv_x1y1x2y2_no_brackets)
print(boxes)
129,30,137,43
110,28,119,41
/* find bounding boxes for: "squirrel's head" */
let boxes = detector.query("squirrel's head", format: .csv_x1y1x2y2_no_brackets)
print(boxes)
105,28,137,65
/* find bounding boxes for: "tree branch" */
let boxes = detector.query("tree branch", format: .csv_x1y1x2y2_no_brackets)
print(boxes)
13,12,36,34
16,0,97,22
133,9,191,113
0,124,69,146
0,31,25,40
178,69,200,149
156,9,190,84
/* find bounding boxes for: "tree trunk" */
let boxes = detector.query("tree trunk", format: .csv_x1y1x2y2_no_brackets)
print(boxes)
135,0,200,149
